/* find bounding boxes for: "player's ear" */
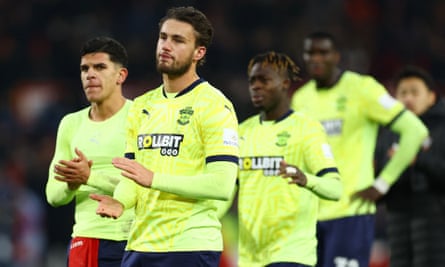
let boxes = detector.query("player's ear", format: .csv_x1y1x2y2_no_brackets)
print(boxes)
333,51,341,65
282,78,291,91
193,46,206,62
117,68,128,85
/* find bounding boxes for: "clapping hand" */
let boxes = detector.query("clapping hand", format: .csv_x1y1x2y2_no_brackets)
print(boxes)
90,194,124,219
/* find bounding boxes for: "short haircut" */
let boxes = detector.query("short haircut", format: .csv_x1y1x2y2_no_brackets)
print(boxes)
159,6,213,66
393,65,440,97
247,51,301,83
80,36,128,67
305,31,339,51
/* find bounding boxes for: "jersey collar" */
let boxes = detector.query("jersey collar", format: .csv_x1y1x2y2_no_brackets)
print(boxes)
260,109,294,124
162,78,205,98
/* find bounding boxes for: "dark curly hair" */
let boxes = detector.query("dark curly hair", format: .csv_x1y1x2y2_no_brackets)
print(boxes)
247,51,301,83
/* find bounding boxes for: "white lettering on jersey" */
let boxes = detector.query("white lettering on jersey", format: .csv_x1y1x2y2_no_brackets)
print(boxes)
239,156,284,176
334,257,359,267
137,134,184,156
321,119,343,136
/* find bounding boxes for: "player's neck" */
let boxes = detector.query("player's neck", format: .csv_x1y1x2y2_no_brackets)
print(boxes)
261,103,290,121
162,70,200,94
89,95,126,122
316,68,342,88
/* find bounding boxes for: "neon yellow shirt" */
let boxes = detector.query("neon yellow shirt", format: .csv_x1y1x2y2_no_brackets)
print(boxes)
46,100,134,240
116,79,239,252
238,111,340,266
291,71,404,220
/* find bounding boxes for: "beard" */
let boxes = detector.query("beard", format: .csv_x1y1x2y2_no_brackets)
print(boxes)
156,54,193,77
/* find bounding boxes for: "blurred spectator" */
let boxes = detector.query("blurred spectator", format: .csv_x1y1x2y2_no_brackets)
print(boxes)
375,65,445,266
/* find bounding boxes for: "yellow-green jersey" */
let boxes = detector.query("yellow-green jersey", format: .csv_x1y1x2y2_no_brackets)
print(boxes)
291,71,404,220
116,79,239,252
46,100,134,240
238,111,339,267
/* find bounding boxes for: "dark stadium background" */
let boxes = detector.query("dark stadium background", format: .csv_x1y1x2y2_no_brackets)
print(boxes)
1,0,443,266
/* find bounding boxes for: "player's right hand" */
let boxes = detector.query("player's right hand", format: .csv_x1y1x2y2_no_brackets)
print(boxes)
278,160,307,187
90,194,124,219
54,148,93,190
112,157,154,188
352,186,383,202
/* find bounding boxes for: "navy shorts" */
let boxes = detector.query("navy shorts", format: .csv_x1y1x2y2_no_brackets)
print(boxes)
266,262,311,267
316,215,374,267
121,250,221,267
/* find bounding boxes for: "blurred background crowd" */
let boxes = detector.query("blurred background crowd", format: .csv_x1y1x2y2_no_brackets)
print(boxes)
1,0,445,266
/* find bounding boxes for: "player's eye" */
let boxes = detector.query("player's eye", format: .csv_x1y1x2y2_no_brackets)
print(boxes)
94,64,107,71
172,37,186,43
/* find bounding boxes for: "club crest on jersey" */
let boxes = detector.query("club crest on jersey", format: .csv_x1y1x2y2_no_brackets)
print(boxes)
137,133,184,156
239,156,284,176
336,96,347,111
275,131,291,147
177,106,194,125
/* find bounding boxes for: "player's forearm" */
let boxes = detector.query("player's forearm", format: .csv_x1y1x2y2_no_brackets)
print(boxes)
305,172,342,201
376,111,429,191
113,178,137,209
151,161,238,201
214,183,237,219
87,171,121,194
47,121,77,206
46,171,76,206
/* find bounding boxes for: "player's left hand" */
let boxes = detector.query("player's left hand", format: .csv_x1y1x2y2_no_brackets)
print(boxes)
54,147,92,190
353,186,383,202
90,194,124,219
278,160,307,186
112,157,154,188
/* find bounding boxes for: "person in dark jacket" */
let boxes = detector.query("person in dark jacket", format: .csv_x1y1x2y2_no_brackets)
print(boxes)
375,65,445,267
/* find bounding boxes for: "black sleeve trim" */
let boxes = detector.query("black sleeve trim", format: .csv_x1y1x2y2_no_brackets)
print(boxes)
206,155,239,165
384,109,406,128
316,167,339,177
125,153,135,160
